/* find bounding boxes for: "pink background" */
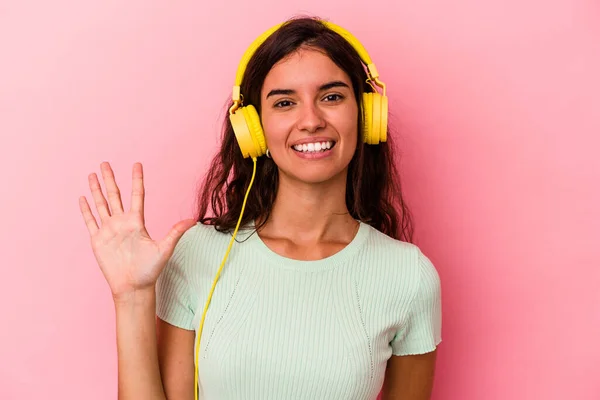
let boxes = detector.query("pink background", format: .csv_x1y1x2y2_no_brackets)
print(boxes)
1,1,599,399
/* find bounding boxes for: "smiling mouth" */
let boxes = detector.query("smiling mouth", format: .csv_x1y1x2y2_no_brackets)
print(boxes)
291,140,336,153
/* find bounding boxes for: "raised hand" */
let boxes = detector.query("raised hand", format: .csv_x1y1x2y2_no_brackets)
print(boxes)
79,162,197,302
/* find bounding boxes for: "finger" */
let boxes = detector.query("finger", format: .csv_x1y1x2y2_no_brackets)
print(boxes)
157,219,197,259
130,162,145,218
79,196,99,235
100,162,124,215
88,172,111,222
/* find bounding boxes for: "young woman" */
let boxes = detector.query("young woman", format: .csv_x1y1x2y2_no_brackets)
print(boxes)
79,16,442,400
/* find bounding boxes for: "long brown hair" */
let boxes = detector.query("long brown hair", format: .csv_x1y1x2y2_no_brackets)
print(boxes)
195,16,414,243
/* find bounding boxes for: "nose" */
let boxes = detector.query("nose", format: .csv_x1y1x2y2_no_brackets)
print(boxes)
296,102,326,133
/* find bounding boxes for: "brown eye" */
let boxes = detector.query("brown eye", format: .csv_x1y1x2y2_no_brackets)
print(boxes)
323,94,343,102
274,100,293,108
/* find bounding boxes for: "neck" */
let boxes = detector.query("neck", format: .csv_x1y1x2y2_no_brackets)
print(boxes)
258,170,358,243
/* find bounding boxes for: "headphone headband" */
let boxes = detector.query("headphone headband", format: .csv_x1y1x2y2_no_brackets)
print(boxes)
230,20,386,109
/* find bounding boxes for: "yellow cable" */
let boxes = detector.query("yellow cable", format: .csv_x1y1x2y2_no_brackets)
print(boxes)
193,156,257,400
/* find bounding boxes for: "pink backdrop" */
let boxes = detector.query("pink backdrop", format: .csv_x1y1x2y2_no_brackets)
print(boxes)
1,1,599,399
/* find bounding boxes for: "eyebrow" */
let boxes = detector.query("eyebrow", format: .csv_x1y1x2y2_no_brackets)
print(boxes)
265,80,350,98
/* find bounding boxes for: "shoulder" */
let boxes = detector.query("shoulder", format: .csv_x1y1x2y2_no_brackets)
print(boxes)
162,222,236,277
358,224,441,299
168,221,259,274
174,221,236,250
157,222,237,297
180,221,226,240
363,224,418,256
361,224,434,271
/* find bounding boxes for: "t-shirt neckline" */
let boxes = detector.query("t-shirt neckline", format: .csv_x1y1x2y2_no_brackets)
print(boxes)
240,220,371,272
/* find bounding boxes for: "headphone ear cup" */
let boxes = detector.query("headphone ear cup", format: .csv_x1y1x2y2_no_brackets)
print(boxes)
243,105,267,156
229,105,267,158
370,93,382,144
362,92,373,144
362,92,388,144
380,94,388,142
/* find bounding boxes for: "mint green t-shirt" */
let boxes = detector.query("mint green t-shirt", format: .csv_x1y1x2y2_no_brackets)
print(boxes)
156,221,442,399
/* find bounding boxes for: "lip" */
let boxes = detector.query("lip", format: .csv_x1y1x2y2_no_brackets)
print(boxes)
289,137,337,146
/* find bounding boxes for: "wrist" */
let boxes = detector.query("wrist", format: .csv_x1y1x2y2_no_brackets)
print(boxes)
113,286,156,307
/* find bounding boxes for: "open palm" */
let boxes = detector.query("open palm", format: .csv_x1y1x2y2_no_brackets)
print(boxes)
79,162,196,301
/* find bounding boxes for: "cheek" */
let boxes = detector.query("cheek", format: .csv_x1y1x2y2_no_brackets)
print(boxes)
261,114,289,146
336,110,359,144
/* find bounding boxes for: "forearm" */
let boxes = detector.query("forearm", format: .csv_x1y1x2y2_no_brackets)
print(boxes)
114,288,166,400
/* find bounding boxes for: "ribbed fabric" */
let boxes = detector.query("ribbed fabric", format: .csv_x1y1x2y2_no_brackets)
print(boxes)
156,221,442,399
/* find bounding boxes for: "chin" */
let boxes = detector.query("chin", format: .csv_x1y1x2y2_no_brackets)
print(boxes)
281,166,348,186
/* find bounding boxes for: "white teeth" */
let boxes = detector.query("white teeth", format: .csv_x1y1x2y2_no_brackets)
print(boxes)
292,141,334,153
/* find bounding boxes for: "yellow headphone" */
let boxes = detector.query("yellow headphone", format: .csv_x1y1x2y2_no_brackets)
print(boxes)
193,19,388,399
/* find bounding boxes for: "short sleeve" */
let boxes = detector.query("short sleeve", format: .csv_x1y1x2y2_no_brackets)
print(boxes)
390,249,442,356
155,229,196,331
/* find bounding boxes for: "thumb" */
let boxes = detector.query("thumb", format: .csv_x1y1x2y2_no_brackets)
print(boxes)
157,218,197,260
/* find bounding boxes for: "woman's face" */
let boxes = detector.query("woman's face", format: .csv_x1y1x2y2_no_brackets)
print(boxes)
260,46,358,185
